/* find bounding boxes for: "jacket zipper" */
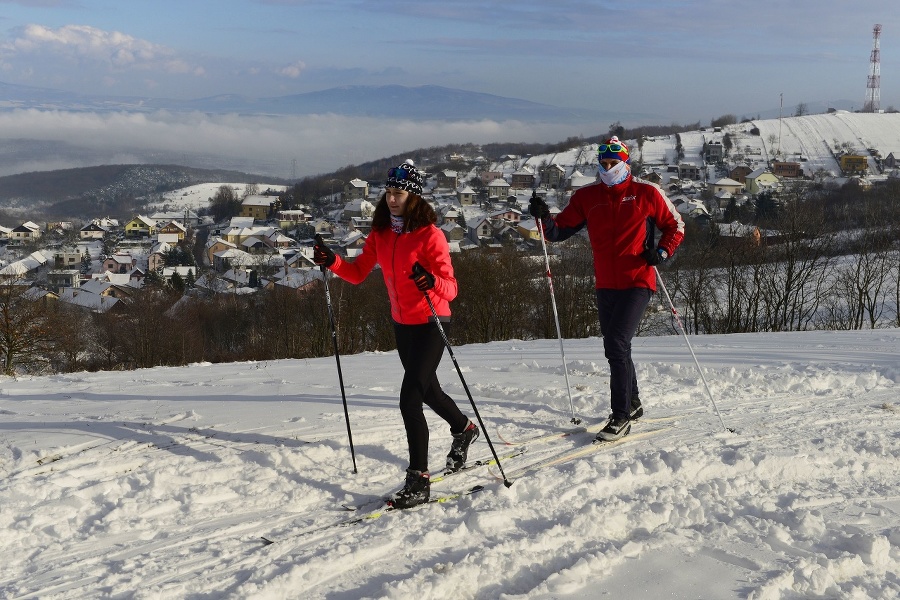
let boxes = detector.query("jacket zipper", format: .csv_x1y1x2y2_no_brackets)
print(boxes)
391,233,402,322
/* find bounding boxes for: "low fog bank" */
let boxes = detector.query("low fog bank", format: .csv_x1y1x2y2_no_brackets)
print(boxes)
0,109,589,179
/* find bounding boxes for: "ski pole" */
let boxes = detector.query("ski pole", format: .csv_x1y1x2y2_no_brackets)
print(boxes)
412,263,513,488
654,266,734,434
534,190,580,425
316,235,358,473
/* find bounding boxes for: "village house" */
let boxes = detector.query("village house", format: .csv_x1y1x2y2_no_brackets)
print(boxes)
883,151,900,169
95,217,120,231
704,141,724,163
440,222,466,243
124,215,157,238
261,229,296,250
0,250,50,280
161,266,198,285
350,216,373,235
745,168,781,195
53,247,84,269
57,288,121,313
486,178,511,201
309,219,334,237
337,230,366,254
839,154,868,176
148,241,172,272
47,269,80,294
539,164,567,189
240,236,268,255
222,225,277,247
79,222,108,240
213,247,252,272
510,167,535,191
102,254,136,274
490,207,523,226
678,163,702,181
568,170,595,191
716,220,762,249
441,207,460,226
517,219,541,243
729,165,753,183
241,195,274,221
642,170,663,185
342,198,375,221
344,179,369,201
149,211,200,228
772,161,803,178
467,216,494,244
277,209,311,229
11,221,41,242
480,170,503,185
157,220,188,241
204,237,236,266
712,177,744,196
268,267,322,294
80,278,136,300
436,170,458,190
457,186,477,206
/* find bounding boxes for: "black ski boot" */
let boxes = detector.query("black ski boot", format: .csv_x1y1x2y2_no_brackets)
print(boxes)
596,415,632,442
446,421,479,472
389,468,430,509
630,396,644,420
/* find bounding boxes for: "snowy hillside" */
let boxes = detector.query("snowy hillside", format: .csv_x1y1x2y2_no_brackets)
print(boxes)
143,182,289,213
138,112,900,219
2,329,899,598
495,112,900,185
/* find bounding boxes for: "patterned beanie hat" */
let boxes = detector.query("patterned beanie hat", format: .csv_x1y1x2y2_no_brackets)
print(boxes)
598,136,630,164
385,159,425,196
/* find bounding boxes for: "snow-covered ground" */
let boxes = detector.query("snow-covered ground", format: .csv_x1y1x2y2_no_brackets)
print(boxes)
144,183,289,213
2,328,899,598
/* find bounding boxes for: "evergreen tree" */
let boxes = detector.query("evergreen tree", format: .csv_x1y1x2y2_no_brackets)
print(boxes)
170,271,185,294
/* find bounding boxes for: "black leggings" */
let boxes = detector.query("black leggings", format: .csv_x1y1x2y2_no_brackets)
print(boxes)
394,321,469,472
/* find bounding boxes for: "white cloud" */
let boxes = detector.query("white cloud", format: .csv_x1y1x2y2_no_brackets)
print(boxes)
277,60,307,79
0,108,584,178
2,24,198,74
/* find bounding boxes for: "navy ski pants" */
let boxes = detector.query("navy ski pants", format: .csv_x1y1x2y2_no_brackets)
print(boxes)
394,321,469,472
596,287,652,420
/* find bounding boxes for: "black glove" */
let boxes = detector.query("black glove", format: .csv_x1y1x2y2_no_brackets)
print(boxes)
529,195,550,220
410,261,436,292
313,234,336,268
641,247,668,266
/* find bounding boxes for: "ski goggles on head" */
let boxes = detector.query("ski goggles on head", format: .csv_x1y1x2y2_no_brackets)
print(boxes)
597,143,628,155
387,167,411,180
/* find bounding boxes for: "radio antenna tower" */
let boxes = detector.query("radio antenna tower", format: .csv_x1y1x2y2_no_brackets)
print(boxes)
864,24,882,112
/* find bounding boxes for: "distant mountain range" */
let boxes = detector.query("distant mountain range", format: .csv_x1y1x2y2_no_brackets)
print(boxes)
0,81,640,123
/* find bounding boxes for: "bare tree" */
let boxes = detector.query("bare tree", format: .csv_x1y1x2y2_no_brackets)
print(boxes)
0,282,55,375
757,185,835,331
452,246,538,344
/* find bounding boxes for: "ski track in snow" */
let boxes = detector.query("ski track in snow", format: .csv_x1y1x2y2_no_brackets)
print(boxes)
1,331,900,599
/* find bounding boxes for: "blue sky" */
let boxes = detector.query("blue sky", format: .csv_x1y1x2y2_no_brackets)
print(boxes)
2,0,899,123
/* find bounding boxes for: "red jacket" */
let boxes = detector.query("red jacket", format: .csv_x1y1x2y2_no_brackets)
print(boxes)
546,175,685,291
330,225,457,325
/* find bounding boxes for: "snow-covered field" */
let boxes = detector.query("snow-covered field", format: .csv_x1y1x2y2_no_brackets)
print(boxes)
2,329,900,599
144,183,289,213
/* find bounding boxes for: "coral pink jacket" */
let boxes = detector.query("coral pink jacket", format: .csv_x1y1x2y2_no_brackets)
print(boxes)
330,225,457,325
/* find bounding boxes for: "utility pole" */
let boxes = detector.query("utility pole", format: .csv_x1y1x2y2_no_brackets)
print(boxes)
778,92,783,160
